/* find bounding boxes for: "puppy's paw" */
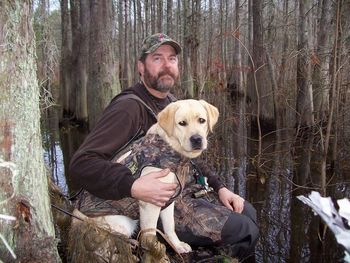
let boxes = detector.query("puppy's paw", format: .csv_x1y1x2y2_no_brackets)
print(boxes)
175,242,192,254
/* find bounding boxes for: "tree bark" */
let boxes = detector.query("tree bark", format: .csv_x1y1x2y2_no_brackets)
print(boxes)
0,1,60,261
69,0,79,115
312,0,331,123
157,0,163,32
145,0,149,36
250,0,275,124
60,0,72,118
219,0,227,88
75,0,90,123
232,0,248,196
320,0,343,195
276,0,290,135
136,0,144,40
122,0,132,88
117,0,124,87
166,0,173,35
88,0,120,129
230,0,243,94
150,0,156,33
205,0,213,81
296,0,315,128
182,0,194,97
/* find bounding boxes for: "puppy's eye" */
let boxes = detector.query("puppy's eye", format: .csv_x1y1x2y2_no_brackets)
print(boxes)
179,121,187,126
198,118,206,124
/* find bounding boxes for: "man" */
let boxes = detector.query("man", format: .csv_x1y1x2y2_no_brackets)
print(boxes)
69,33,259,261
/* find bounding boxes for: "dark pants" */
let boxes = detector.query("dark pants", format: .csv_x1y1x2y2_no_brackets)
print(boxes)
173,191,259,261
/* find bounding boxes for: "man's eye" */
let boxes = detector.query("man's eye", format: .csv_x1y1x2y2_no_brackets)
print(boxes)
199,118,206,124
179,121,187,126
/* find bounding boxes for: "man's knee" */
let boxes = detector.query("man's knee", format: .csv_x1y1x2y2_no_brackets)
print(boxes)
221,213,259,243
220,204,259,256
242,201,258,224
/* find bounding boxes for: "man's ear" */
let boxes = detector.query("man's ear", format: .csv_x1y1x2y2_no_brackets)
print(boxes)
137,61,145,77
157,102,178,137
199,100,219,132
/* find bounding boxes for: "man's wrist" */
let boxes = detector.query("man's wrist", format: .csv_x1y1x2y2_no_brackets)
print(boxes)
216,184,227,193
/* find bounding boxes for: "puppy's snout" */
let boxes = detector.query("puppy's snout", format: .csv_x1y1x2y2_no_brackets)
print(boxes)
190,135,203,150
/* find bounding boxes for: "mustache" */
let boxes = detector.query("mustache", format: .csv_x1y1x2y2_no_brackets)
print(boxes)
158,70,176,80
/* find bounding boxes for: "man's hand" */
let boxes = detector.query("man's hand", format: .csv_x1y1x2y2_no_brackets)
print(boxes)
131,169,177,207
218,187,245,213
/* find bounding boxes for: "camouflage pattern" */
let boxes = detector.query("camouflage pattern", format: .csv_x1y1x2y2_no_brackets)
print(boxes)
174,184,231,243
115,133,192,198
74,133,231,244
139,33,182,60
76,134,191,218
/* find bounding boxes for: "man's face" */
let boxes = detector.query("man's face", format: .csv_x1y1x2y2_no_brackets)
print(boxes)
139,44,179,93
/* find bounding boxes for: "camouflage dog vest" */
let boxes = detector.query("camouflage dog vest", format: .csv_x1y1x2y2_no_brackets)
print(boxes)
113,133,192,202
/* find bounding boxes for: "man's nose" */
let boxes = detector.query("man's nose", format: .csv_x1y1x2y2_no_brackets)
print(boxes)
163,59,173,68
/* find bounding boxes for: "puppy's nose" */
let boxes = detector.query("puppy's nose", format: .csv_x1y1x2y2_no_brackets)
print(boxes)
190,135,203,150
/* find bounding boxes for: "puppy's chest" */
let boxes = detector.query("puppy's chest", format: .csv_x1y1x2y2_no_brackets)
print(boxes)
114,134,192,184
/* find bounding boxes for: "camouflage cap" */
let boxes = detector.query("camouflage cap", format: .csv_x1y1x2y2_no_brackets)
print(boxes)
139,33,182,60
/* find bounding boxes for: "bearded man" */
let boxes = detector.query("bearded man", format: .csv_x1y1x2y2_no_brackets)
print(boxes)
69,33,259,261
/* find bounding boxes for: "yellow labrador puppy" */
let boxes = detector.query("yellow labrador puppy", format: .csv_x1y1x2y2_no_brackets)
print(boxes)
84,99,219,254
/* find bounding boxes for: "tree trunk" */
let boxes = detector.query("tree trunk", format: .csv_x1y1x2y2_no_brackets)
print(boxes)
276,0,290,136
231,0,248,196
133,0,138,84
249,0,275,124
69,0,79,116
150,0,156,33
176,0,182,42
230,0,243,94
88,0,120,129
123,0,132,88
0,1,60,262
145,0,149,36
75,0,90,123
219,0,227,88
157,0,163,32
296,0,315,128
60,0,72,118
136,0,143,40
312,0,331,123
182,0,194,97
205,0,213,82
166,0,173,35
117,0,124,87
320,0,343,195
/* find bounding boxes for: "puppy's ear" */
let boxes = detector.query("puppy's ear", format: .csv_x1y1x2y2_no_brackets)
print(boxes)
157,102,178,137
199,100,219,132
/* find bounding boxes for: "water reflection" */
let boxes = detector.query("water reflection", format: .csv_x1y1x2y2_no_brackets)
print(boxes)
41,102,349,262
43,141,68,194
247,133,292,262
42,108,88,194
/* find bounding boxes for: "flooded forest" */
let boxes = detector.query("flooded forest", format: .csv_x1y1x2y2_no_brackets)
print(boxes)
1,0,350,262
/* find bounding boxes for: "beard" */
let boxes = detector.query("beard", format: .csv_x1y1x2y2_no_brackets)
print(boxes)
143,67,179,93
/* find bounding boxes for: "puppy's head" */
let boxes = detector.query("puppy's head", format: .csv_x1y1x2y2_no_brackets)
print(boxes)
157,99,219,158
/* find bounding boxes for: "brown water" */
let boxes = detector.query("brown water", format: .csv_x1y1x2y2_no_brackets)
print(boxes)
42,103,349,263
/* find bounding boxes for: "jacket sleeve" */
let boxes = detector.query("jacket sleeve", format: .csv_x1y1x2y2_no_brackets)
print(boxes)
194,159,226,192
69,99,144,200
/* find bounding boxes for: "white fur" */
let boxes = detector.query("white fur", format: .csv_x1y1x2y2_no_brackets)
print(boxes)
93,215,138,237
